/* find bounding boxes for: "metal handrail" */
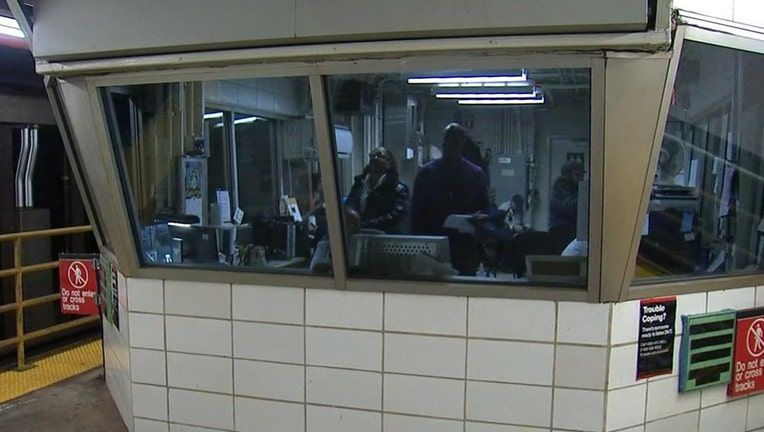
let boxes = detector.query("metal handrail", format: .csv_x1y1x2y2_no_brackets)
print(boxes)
0,224,95,370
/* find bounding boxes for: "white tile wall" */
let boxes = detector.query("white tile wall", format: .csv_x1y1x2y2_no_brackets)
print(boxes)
468,298,556,342
234,359,304,402
707,287,756,312
167,352,232,393
385,333,465,378
466,381,552,427
129,313,165,350
756,286,764,307
384,414,463,432
733,1,764,27
132,384,168,421
672,0,733,20
645,411,699,432
234,398,304,432
555,345,607,390
699,398,747,432
384,374,464,419
748,393,764,431
646,377,700,420
127,278,164,314
611,300,640,345
466,423,548,432
165,316,231,356
608,344,638,389
168,425,225,432
164,281,230,319
306,289,382,330
606,385,646,431
233,322,303,363
553,388,604,432
558,302,610,345
700,383,730,408
306,405,381,432
306,327,382,370
232,284,303,324
467,339,553,385
168,389,233,430
675,293,707,333
306,367,381,410
385,293,466,336
133,418,168,432
130,348,166,385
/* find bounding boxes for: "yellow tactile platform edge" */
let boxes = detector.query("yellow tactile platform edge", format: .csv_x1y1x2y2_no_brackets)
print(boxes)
0,339,102,404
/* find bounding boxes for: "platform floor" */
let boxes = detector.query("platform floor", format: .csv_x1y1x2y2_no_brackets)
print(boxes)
0,338,103,403
0,367,127,432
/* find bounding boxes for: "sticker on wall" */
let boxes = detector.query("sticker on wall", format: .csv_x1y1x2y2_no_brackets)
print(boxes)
678,310,736,393
727,307,764,397
637,296,676,379
99,255,119,329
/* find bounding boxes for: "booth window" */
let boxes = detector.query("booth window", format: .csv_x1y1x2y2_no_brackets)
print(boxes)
327,68,591,286
101,77,330,274
635,40,764,282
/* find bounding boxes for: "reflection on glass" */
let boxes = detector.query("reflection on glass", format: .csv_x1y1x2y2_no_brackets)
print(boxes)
102,77,328,274
328,69,591,286
636,41,764,282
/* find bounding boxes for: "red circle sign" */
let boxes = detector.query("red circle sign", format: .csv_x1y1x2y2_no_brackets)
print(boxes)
67,260,89,289
747,318,764,358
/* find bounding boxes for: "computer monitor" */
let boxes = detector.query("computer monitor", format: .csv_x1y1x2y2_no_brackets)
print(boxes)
167,224,220,264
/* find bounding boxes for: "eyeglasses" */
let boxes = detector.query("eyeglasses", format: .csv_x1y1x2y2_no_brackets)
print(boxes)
369,152,387,160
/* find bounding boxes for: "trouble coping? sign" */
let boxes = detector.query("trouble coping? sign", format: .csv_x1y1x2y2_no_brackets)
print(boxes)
59,255,99,316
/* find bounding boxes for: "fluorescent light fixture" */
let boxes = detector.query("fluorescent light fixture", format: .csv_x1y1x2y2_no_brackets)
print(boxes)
0,16,24,38
408,73,527,85
436,92,539,99
234,116,266,124
457,96,545,105
203,112,224,120
167,222,192,228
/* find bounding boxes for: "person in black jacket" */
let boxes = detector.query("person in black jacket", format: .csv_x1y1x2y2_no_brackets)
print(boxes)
345,147,409,234
548,160,585,251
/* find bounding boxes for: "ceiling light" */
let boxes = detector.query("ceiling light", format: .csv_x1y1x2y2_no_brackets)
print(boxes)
234,116,266,124
408,71,527,85
436,92,540,99
203,112,223,120
0,16,24,38
457,96,545,105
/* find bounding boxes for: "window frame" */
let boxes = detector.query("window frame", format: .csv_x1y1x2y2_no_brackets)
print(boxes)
78,51,604,300
626,22,764,300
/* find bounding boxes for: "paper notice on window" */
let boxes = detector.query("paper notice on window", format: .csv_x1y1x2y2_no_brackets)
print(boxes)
185,197,203,223
216,190,231,223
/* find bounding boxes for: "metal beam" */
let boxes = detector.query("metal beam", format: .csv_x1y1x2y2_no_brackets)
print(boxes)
0,93,55,124
6,0,32,48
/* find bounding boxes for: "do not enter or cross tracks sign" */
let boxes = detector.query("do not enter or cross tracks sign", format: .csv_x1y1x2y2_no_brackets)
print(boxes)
59,254,99,316
728,307,764,397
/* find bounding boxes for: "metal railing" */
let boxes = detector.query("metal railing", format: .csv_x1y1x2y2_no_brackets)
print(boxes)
0,225,97,370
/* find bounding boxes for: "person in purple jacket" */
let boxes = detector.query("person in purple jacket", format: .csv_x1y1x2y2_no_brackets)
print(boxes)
410,123,490,275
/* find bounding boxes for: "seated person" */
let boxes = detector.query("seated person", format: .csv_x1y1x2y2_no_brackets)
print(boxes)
410,123,490,275
481,193,529,269
345,147,409,234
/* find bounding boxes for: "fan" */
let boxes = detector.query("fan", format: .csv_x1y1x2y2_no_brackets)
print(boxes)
656,135,688,185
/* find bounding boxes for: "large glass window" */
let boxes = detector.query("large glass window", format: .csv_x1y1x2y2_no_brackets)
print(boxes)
635,41,764,282
102,77,329,274
327,68,591,286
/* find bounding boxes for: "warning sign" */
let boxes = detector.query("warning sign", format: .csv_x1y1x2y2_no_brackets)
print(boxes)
728,307,764,397
59,255,99,316
637,296,676,379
